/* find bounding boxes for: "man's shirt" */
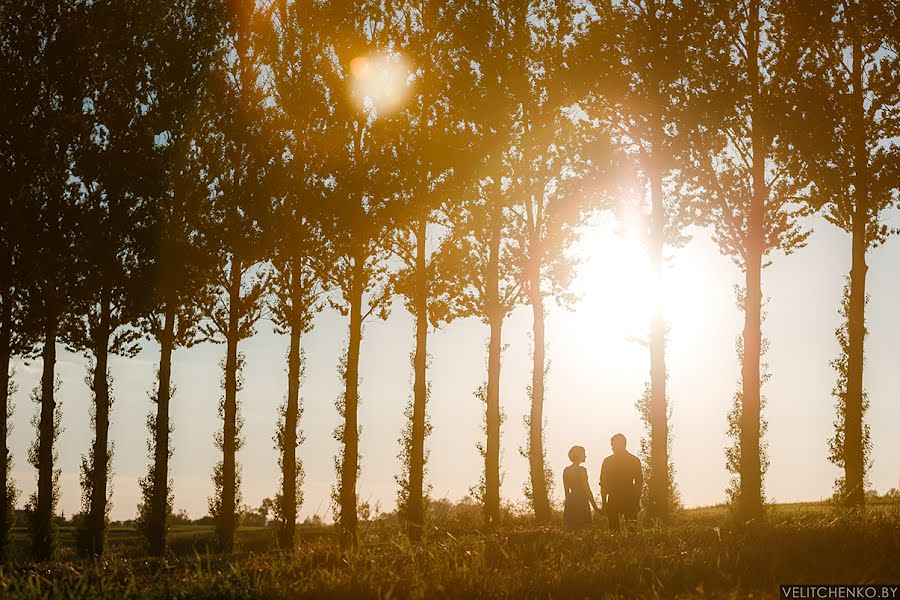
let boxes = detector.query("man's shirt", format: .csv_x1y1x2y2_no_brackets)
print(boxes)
600,451,643,508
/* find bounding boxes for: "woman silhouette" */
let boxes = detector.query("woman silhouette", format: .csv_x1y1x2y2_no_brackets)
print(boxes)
563,445,600,529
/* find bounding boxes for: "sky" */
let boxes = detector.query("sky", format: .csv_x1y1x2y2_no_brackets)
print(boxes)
7,208,900,522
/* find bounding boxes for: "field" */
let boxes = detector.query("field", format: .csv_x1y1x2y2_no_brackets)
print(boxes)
1,500,899,599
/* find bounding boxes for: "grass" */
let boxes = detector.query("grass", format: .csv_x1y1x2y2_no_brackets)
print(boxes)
1,500,898,599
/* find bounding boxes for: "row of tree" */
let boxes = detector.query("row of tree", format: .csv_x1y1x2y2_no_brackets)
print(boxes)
1,0,896,561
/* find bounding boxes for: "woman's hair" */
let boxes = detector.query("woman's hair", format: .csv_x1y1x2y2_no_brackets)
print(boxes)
568,445,585,463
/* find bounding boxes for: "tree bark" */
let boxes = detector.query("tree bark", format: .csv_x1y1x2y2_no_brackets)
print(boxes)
527,265,551,523
0,300,12,560
219,259,241,551
148,299,175,557
87,290,111,555
484,200,502,528
843,23,868,510
647,166,669,523
739,0,765,522
34,322,58,560
279,270,301,548
485,317,502,528
339,256,363,544
408,216,428,540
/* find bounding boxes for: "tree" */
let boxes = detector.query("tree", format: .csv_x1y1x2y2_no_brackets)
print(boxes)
318,2,399,544
137,0,225,556
65,0,154,556
506,0,610,522
198,0,276,553
0,0,46,561
431,0,528,527
578,0,709,523
262,0,331,551
387,0,471,540
14,0,91,561
684,0,811,521
771,0,900,510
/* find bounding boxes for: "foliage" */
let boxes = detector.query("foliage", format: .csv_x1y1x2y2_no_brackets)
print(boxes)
519,411,555,514
828,280,873,504
772,0,900,246
771,0,899,511
0,0,46,561
330,349,359,526
519,343,555,515
3,0,900,573
208,354,247,545
384,0,475,538
395,352,433,525
272,351,306,539
635,383,682,514
75,362,115,554
26,379,63,560
135,374,174,546
724,287,771,511
469,382,506,509
682,1,813,267
0,370,17,561
136,0,226,555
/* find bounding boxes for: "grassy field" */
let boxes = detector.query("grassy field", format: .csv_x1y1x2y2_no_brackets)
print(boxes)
1,500,898,599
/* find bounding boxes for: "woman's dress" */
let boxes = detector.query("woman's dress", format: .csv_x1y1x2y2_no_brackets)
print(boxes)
563,465,592,528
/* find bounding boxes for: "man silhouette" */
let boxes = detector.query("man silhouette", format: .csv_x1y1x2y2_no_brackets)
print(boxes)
599,433,642,532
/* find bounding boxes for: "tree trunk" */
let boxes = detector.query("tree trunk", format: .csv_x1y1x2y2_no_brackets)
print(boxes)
739,0,765,522
148,299,175,557
407,218,429,540
34,322,58,561
485,317,502,528
0,303,12,560
339,257,363,544
87,291,111,555
279,284,301,549
484,200,502,528
219,259,241,551
740,249,764,521
647,166,670,522
843,26,868,511
527,267,551,522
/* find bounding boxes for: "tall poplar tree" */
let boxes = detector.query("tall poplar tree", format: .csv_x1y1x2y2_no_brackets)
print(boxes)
0,0,43,558
507,0,608,522
199,0,276,552
319,2,398,544
137,0,225,556
433,0,526,527
387,0,470,540
66,0,155,556
579,0,709,522
685,0,811,521
263,0,331,550
17,0,90,561
772,0,900,510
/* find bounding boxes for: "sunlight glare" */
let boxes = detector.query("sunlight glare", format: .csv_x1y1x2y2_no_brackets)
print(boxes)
349,53,409,113
570,214,710,359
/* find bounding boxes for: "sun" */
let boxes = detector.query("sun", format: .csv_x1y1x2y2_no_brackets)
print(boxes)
571,217,655,340
569,213,709,356
349,53,410,113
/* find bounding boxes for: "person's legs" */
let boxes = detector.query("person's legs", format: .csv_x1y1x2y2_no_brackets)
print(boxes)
606,507,621,532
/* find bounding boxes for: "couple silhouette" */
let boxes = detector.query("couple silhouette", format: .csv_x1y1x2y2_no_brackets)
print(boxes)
563,434,643,531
